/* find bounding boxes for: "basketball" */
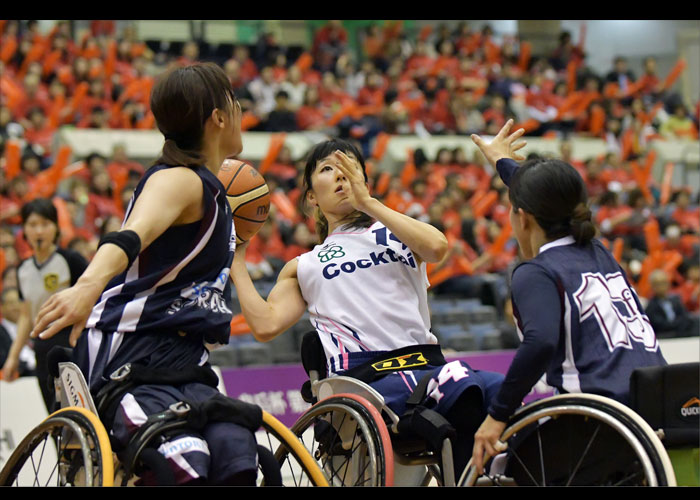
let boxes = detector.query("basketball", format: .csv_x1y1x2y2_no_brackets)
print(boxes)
218,159,270,244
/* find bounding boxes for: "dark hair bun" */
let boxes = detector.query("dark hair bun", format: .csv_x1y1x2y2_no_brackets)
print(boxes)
570,202,596,245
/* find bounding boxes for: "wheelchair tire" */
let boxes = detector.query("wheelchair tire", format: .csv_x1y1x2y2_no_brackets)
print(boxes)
459,394,677,487
257,410,329,486
0,407,114,487
288,393,394,486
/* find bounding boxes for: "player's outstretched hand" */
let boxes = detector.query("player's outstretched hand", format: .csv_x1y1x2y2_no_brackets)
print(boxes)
471,119,527,169
31,283,101,347
471,414,508,476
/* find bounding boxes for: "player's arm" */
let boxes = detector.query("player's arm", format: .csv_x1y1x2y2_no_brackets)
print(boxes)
230,246,307,342
487,263,561,421
472,263,561,473
1,301,31,381
31,167,204,345
333,150,448,263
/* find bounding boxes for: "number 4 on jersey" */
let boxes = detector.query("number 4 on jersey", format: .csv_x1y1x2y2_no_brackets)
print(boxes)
427,361,470,404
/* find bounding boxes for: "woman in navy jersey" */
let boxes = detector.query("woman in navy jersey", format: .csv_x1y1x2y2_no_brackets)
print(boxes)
30,63,259,486
231,137,504,476
469,120,667,474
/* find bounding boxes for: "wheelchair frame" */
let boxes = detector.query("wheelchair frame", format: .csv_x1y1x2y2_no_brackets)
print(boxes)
0,361,328,487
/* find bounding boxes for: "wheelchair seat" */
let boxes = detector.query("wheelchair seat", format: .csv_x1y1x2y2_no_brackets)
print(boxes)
298,331,457,486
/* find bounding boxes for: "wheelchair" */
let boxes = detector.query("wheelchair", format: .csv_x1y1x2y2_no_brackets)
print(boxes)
458,362,699,486
287,332,463,487
291,332,696,487
0,355,328,487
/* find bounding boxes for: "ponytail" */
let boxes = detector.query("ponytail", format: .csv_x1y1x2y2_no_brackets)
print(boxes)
510,158,597,246
314,207,330,241
570,202,597,245
156,138,207,168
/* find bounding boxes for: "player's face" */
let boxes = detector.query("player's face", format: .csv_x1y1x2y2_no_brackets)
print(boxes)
23,213,57,252
509,205,534,260
308,152,362,216
223,96,243,159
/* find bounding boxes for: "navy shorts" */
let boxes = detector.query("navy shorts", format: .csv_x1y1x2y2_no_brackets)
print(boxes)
111,382,258,485
336,354,504,419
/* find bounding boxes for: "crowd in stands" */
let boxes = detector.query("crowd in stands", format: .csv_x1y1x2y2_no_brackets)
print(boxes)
1,20,699,360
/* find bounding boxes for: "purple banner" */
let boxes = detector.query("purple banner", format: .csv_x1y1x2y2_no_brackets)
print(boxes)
220,349,553,428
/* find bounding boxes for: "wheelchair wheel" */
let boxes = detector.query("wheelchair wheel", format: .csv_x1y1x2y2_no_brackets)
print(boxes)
256,410,329,486
0,407,114,487
459,394,676,487
287,393,394,486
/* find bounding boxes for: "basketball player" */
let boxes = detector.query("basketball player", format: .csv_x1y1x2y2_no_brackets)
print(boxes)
2,198,88,412
31,63,259,486
469,120,667,474
231,137,505,476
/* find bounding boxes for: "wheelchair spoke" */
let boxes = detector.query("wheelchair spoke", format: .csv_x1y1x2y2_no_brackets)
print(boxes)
509,446,541,486
537,426,545,486
565,422,601,486
611,469,644,486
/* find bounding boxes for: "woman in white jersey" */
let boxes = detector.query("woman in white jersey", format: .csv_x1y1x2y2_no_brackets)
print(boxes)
231,138,504,475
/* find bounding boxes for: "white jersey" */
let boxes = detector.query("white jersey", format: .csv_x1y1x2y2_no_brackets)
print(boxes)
296,221,437,374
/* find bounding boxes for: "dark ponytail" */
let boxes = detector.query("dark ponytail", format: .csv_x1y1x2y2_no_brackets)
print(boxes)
570,202,596,245
509,158,597,246
150,62,236,168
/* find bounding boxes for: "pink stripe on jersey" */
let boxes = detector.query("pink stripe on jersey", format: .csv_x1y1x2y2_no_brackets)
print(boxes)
398,371,414,391
326,317,371,351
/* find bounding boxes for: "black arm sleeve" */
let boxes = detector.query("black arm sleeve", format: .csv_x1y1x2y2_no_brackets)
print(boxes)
495,158,520,187
487,263,562,422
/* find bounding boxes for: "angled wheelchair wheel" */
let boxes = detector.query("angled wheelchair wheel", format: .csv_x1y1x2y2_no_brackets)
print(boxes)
0,407,114,487
459,394,676,487
287,393,394,486
256,410,329,486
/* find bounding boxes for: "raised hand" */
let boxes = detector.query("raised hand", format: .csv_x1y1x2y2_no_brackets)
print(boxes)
471,119,527,168
332,150,372,212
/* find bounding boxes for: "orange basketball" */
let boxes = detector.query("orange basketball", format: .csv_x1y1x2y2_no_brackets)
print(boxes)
218,159,270,243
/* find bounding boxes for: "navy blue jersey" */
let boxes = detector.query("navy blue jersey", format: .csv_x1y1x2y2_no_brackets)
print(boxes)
75,164,235,391
488,159,666,421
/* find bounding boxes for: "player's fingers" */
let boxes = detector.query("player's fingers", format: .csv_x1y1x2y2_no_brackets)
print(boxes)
69,320,87,347
495,119,514,139
472,443,484,475
35,294,58,320
334,151,362,180
470,134,485,148
31,307,65,338
507,127,526,143
36,318,68,340
512,140,527,152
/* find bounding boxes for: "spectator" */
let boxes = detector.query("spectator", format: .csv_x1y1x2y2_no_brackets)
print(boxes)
248,65,279,118
605,56,636,96
264,90,297,132
1,286,36,377
312,20,348,73
279,65,307,111
670,190,700,234
646,269,700,338
296,86,328,132
660,103,699,140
